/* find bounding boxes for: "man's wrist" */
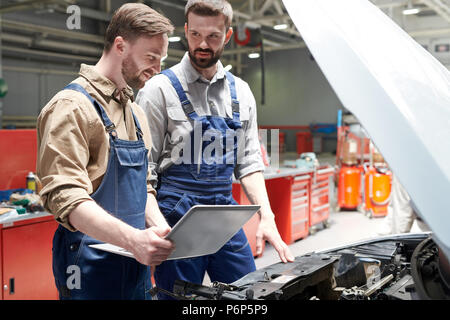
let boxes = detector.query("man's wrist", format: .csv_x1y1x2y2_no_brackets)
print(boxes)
258,207,275,220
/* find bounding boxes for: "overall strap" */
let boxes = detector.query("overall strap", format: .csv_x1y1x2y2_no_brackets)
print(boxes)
64,83,144,140
63,83,117,134
130,111,144,140
161,69,241,122
225,71,240,122
161,69,197,118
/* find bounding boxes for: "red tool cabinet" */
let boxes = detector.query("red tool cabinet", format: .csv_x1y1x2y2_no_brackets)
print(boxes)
309,166,335,228
265,171,311,245
289,174,311,242
296,131,313,155
0,129,58,299
234,166,334,248
232,183,264,257
0,214,58,300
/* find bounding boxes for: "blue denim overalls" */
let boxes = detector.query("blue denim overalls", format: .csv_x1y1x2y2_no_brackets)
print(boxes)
154,69,256,300
52,83,151,300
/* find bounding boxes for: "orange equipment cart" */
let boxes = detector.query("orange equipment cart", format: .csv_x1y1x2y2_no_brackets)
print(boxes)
338,165,363,210
362,165,392,218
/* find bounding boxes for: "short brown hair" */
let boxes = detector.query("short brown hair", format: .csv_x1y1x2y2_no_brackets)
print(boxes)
104,3,174,52
185,0,233,30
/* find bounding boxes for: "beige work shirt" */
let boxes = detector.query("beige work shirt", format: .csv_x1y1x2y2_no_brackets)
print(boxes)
37,64,155,231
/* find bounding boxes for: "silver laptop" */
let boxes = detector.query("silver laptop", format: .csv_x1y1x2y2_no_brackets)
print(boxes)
90,204,260,260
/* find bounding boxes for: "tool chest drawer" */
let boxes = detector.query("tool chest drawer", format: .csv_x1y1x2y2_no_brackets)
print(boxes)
309,167,335,227
253,168,316,245
291,174,310,241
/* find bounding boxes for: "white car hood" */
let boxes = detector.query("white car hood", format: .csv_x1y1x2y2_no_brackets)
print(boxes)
283,0,450,259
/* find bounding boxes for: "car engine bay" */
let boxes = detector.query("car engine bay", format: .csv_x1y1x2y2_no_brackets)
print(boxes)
165,234,450,300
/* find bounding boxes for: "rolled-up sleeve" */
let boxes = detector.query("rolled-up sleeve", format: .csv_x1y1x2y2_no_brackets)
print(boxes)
234,82,265,179
37,98,94,231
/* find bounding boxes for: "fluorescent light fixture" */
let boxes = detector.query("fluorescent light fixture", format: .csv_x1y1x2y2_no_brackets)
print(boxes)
168,36,181,42
248,53,260,59
402,7,420,15
224,64,233,71
273,24,288,30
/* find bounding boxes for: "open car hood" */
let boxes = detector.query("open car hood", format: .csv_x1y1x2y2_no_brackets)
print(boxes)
282,0,450,260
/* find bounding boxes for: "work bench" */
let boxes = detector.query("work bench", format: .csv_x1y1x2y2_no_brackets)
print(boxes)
0,212,58,300
0,129,58,299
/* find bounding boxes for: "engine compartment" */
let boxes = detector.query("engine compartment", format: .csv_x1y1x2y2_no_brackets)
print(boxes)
166,234,450,300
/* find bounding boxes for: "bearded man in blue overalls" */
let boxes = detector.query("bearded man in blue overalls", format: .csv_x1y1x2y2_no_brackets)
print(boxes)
136,0,294,300
37,4,175,299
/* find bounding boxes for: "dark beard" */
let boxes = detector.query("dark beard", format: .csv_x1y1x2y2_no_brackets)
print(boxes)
121,58,143,90
189,48,223,69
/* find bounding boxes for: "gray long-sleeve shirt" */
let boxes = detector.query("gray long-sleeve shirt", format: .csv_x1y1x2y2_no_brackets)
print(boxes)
136,53,265,188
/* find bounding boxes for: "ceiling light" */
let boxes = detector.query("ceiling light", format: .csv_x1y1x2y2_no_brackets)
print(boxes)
248,53,260,59
273,24,288,30
224,64,233,71
402,7,420,15
403,1,420,15
168,36,181,42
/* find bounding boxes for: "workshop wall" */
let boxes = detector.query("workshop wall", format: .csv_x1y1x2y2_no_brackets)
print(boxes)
0,1,185,120
1,59,76,117
242,47,341,153
1,6,98,118
243,47,341,126
2,47,343,153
